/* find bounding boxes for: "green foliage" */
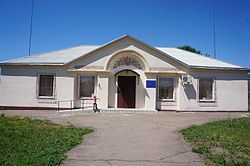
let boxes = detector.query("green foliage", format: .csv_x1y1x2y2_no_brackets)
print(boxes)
192,145,210,154
178,45,211,57
0,116,93,166
178,45,201,54
181,117,250,166
210,153,226,165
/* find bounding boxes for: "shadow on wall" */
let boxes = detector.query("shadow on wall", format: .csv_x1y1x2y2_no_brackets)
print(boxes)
184,84,197,100
144,87,149,98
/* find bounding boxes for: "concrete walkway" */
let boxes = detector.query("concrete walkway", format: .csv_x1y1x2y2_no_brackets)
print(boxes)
2,110,248,166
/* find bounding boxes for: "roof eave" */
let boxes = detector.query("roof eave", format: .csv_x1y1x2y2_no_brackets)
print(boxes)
189,65,249,71
0,63,65,66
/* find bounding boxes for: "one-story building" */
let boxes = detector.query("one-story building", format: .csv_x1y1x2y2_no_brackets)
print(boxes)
0,35,249,111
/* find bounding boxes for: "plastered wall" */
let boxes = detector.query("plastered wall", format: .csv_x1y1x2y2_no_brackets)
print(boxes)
178,70,248,111
0,66,74,108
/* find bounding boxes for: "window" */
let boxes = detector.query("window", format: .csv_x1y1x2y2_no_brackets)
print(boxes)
79,76,95,98
199,78,214,101
38,75,55,98
158,77,174,100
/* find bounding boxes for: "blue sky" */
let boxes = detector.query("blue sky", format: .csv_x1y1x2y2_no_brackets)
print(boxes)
0,0,249,67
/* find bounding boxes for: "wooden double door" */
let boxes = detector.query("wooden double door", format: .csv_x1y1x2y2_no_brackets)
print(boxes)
117,76,136,108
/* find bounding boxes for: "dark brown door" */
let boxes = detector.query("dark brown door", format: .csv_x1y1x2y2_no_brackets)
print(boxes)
117,76,136,108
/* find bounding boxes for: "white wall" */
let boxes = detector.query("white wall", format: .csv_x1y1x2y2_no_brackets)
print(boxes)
178,70,248,111
0,66,74,108
154,71,248,111
144,74,157,110
97,73,109,109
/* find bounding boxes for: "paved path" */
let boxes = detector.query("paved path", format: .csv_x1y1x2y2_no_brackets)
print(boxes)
3,110,249,166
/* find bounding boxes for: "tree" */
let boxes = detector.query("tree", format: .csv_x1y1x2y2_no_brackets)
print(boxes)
177,45,210,57
177,45,201,54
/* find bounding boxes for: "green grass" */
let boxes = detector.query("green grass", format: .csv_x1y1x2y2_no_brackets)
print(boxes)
181,117,250,166
0,114,93,166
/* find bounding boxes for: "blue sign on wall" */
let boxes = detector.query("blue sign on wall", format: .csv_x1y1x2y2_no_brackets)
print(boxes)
146,80,156,88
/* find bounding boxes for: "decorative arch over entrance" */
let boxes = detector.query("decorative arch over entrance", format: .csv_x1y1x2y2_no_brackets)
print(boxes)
107,50,147,109
105,50,149,71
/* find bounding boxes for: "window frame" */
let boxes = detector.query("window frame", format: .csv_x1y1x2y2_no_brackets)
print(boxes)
77,75,96,99
157,76,176,101
198,77,216,102
37,73,56,99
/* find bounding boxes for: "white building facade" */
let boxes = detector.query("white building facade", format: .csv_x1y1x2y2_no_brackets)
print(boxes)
0,35,249,111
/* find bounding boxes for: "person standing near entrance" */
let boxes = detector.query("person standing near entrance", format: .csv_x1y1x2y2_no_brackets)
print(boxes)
93,96,100,113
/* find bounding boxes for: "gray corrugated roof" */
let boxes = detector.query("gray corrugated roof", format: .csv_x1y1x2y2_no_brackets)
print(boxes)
0,45,99,65
0,35,245,70
157,47,243,69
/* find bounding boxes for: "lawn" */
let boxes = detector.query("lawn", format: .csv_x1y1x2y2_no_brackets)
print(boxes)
181,117,250,166
0,115,93,166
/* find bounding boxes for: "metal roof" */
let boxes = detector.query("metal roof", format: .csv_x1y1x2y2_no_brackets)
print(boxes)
0,35,245,70
157,47,243,69
0,45,99,65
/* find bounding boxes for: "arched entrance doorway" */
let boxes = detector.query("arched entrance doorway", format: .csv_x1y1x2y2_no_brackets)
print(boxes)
106,50,149,109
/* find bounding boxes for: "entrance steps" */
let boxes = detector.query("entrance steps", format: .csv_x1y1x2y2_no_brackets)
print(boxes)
58,108,157,113
100,108,157,113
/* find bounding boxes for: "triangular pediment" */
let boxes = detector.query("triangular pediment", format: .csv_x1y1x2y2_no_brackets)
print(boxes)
67,35,185,73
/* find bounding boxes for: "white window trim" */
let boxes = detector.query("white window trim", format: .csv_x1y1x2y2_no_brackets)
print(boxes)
198,77,216,102
37,73,56,99
77,74,97,99
157,76,177,102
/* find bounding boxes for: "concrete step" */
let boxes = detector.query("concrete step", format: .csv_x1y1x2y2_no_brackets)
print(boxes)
100,109,157,113
59,108,157,113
